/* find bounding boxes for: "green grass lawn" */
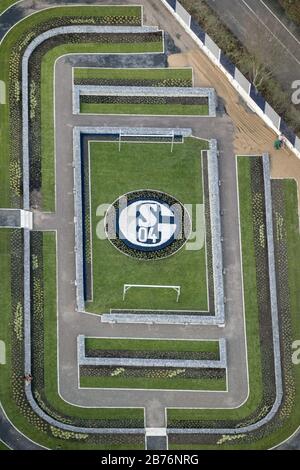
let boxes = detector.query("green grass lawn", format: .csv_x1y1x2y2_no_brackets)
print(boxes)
42,232,144,429
87,138,209,314
80,102,209,116
41,43,163,212
0,440,10,450
81,375,227,391
168,156,263,428
74,67,193,84
85,338,220,356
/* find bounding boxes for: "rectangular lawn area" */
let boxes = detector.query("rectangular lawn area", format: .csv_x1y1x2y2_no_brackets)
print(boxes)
87,138,209,314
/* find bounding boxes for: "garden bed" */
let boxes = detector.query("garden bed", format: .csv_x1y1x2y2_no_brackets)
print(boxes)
85,338,220,361
80,365,226,391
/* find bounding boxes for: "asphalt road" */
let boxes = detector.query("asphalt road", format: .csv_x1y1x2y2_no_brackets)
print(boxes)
205,0,300,96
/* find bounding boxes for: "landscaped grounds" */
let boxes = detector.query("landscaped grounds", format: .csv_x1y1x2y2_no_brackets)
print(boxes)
86,138,209,314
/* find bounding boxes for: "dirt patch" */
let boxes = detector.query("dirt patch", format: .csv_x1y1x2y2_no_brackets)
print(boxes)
169,50,300,213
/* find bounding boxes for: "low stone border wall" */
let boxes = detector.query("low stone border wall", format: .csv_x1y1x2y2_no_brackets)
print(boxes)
21,26,170,438
73,85,216,116
207,140,225,323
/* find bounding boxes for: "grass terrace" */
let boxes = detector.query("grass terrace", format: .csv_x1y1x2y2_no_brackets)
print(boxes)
87,137,209,314
40,38,163,212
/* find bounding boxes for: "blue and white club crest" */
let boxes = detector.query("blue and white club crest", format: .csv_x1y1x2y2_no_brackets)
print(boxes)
118,199,177,252
106,190,191,260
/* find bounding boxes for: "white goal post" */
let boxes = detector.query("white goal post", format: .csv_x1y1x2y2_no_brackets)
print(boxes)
123,284,181,302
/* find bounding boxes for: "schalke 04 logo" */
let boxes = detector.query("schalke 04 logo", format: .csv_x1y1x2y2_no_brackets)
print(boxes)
105,190,191,260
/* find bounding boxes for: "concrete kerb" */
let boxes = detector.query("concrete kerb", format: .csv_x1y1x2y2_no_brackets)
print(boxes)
73,85,217,117
168,154,283,436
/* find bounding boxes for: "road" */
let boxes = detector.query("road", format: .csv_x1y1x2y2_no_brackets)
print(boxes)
205,0,300,97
